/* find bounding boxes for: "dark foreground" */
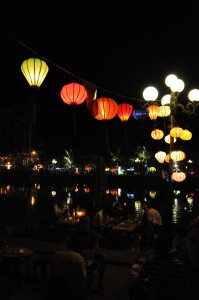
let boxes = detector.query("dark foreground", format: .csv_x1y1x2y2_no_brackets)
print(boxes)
0,233,139,300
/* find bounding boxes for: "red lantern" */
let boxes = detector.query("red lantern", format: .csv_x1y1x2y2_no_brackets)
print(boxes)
60,82,87,105
147,105,160,120
117,103,133,122
93,97,118,120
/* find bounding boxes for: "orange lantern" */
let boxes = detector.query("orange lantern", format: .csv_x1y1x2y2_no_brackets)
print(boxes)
170,126,183,138
171,171,186,182
158,105,171,117
164,153,171,163
155,151,166,163
147,105,160,120
117,103,133,121
170,150,186,162
60,82,87,105
151,129,164,140
93,97,118,120
179,129,192,141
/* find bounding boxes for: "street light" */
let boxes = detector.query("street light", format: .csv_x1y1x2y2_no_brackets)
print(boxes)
143,74,199,182
21,57,49,159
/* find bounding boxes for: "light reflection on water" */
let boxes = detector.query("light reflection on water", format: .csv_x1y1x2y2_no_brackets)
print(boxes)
0,184,198,232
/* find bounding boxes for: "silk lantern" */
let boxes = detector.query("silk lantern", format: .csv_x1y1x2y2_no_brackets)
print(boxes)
170,150,186,162
158,105,171,117
93,97,118,120
164,134,177,144
170,126,183,138
117,103,133,149
91,97,118,154
147,105,160,120
117,103,133,121
132,108,148,120
164,153,171,163
151,129,164,140
60,82,87,136
171,171,186,182
155,151,166,163
179,129,192,141
60,82,87,105
21,57,49,88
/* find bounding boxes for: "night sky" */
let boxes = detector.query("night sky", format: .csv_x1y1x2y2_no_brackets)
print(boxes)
1,1,199,158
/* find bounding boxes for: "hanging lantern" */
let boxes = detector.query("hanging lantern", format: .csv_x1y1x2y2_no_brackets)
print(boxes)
132,108,148,120
179,129,192,141
60,82,87,105
151,129,164,140
164,153,171,163
21,57,49,88
117,103,133,121
164,134,177,144
170,126,183,138
93,97,118,120
155,151,166,163
171,171,186,182
147,105,160,120
158,105,171,117
170,150,186,162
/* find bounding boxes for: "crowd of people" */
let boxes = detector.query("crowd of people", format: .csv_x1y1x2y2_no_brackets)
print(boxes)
37,199,199,300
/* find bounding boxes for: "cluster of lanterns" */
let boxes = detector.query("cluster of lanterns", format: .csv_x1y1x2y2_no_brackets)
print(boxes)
142,75,196,183
21,58,198,183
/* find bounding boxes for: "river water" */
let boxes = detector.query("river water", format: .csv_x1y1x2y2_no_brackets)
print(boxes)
0,182,198,237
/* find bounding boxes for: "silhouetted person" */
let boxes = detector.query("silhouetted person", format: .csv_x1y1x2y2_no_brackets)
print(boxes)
74,215,106,295
138,200,163,258
49,236,94,299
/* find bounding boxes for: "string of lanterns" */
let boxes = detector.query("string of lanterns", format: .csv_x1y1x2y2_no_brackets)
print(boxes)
20,56,199,183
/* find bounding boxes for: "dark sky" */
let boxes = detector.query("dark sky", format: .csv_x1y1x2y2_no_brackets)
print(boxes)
1,1,199,158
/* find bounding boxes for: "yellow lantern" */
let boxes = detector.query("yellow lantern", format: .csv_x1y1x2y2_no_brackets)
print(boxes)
170,150,186,162
179,129,192,141
171,171,186,182
155,151,166,163
158,105,171,117
151,129,164,140
170,126,183,138
21,57,49,88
